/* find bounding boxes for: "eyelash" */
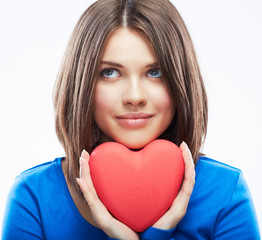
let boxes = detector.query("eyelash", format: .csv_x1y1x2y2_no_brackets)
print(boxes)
99,68,162,79
100,68,120,79
147,68,162,78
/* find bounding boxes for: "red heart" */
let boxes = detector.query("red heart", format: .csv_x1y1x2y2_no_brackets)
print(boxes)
89,139,184,232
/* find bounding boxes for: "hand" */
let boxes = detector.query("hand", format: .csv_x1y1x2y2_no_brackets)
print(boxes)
76,150,139,240
152,141,195,230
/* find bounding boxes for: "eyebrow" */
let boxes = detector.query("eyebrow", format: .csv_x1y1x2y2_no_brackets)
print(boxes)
100,61,160,68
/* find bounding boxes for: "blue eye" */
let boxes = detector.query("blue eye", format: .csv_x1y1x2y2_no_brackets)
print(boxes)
101,69,119,78
147,69,162,78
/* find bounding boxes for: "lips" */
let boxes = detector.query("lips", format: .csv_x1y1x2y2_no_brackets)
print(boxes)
116,112,154,127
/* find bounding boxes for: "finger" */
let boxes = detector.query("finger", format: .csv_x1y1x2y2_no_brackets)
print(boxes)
170,142,195,208
79,150,98,198
79,149,90,179
77,178,137,239
180,142,195,178
76,177,110,228
81,149,89,159
178,142,195,201
76,177,103,213
180,142,193,164
76,177,96,204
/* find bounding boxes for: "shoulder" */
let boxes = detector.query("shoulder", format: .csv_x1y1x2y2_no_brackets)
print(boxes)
197,156,241,173
5,157,66,220
10,158,64,199
196,156,242,182
4,158,63,222
193,158,260,238
17,157,62,184
174,156,260,238
194,156,244,203
19,158,61,177
193,156,256,214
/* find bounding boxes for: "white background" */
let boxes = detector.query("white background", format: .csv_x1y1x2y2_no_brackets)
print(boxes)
0,0,261,235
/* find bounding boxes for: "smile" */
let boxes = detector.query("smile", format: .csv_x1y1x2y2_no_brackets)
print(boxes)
116,112,154,128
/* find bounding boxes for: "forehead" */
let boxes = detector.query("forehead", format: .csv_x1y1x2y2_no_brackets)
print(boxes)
101,28,157,64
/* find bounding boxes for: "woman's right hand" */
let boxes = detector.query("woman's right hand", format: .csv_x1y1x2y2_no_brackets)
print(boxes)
76,150,139,240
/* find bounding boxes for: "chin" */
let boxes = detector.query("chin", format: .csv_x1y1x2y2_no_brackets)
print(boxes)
118,139,154,150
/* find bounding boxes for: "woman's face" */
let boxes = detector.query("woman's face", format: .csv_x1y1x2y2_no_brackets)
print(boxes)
94,28,175,149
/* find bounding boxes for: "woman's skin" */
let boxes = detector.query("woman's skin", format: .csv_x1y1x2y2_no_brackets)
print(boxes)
75,28,195,240
93,28,175,149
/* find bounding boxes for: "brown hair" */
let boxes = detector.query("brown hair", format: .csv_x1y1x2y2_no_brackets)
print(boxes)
53,0,208,186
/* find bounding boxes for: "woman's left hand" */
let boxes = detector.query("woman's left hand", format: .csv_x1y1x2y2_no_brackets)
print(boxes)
152,141,195,230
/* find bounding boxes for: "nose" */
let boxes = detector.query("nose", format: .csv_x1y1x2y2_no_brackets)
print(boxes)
122,77,147,107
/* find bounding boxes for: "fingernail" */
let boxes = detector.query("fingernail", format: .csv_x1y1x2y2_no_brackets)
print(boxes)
76,178,81,185
183,141,189,148
81,149,85,157
81,149,89,157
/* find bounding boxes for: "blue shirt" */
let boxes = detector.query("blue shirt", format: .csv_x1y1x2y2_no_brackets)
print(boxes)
2,157,260,239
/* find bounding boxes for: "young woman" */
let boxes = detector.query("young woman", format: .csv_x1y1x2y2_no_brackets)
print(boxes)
2,0,260,239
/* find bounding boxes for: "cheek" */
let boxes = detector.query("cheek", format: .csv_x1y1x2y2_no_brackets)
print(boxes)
150,86,174,112
94,89,105,111
94,85,110,112
94,85,113,113
159,93,173,110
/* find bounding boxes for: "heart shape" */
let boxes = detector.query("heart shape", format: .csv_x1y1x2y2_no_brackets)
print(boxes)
89,139,184,232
